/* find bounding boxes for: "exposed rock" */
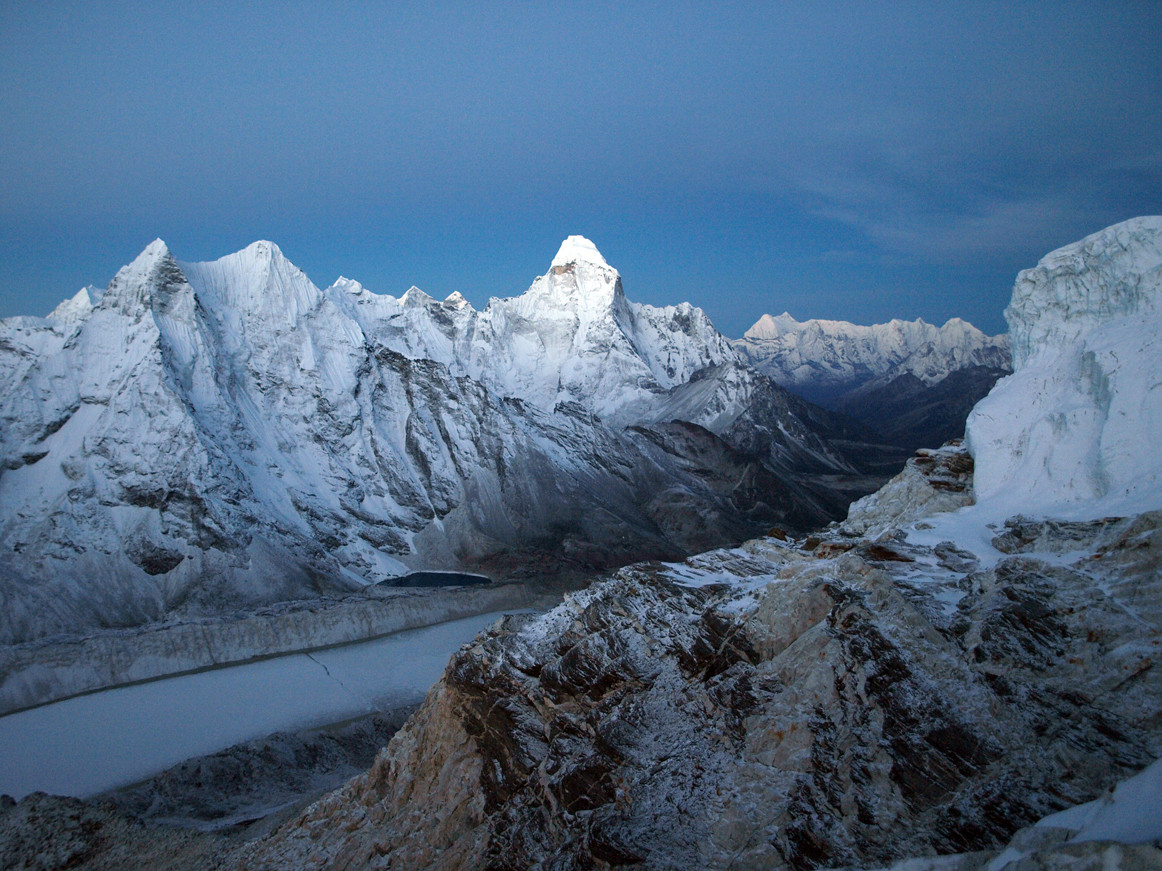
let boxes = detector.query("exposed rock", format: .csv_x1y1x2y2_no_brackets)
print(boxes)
235,508,1162,871
0,793,226,871
106,709,417,832
842,443,976,538
991,515,1127,555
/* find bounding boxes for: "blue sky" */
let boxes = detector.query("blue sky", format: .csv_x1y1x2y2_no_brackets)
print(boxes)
1,2,1159,336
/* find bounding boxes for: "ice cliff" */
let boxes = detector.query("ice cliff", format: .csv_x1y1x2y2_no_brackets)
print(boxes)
967,216,1162,517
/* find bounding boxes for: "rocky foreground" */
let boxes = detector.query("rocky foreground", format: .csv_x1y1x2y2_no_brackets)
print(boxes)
8,445,1156,870
227,445,1160,870
2,450,1159,870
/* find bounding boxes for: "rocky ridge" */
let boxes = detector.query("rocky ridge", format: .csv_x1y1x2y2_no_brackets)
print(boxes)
232,445,1162,870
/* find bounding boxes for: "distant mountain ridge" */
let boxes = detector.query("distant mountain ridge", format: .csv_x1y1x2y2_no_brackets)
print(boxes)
735,311,1011,449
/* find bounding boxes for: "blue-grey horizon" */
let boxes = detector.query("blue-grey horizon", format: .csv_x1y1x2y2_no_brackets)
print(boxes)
2,1,1159,337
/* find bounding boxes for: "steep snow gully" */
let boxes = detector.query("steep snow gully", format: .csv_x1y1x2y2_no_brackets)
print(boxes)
5,220,1160,870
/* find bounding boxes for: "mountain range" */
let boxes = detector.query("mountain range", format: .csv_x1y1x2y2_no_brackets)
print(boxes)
227,216,1162,871
4,218,1157,870
736,312,1011,450
0,236,1005,645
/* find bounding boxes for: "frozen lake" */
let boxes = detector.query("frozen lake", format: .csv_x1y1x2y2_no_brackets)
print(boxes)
0,610,518,800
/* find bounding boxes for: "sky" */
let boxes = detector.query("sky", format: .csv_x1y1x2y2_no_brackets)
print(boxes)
1,1,1159,337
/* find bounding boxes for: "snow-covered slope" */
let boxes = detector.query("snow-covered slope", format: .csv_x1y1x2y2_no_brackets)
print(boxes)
966,216,1162,518
0,237,857,645
736,311,1011,406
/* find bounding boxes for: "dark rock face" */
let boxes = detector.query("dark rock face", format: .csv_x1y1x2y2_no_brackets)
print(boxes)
0,793,225,871
990,515,1127,554
106,710,415,831
237,510,1162,871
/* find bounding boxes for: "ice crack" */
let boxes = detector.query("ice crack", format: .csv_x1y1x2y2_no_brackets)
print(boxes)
304,652,363,708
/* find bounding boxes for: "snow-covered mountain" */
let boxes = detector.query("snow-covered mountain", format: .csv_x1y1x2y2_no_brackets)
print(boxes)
337,236,738,425
735,311,1011,451
736,311,1010,403
0,237,861,644
6,221,1162,871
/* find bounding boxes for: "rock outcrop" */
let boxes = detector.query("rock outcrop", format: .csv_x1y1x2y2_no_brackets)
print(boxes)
237,500,1162,870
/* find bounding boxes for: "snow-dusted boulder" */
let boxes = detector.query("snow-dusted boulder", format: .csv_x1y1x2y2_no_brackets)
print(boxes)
843,441,975,538
966,216,1162,517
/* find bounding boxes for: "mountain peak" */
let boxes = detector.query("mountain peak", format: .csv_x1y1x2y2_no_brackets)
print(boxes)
180,240,319,323
551,236,609,269
46,285,103,325
126,238,173,273
236,239,286,266
97,239,178,313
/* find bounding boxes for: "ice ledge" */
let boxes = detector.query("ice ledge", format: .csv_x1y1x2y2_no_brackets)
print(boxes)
551,235,609,269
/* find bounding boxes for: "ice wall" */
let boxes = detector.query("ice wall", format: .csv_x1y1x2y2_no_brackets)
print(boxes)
966,217,1162,517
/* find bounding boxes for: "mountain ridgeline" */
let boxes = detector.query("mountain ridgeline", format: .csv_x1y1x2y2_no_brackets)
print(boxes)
0,236,1006,645
736,312,1011,451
